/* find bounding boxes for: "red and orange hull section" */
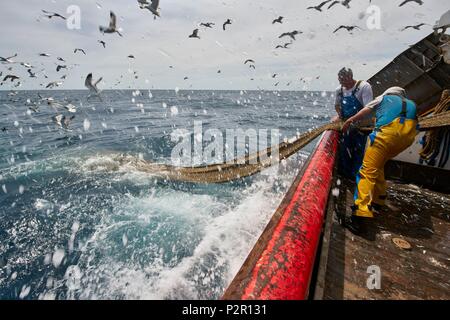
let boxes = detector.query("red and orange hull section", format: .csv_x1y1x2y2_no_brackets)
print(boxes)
223,130,339,300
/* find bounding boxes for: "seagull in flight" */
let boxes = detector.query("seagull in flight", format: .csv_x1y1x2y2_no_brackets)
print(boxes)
279,30,302,40
28,105,39,113
341,0,352,8
20,62,33,68
223,19,232,31
42,10,66,20
39,53,51,57
189,29,200,39
99,11,123,37
46,81,63,89
64,104,77,113
98,40,106,48
0,54,17,63
200,22,215,28
52,114,75,130
307,0,332,12
330,0,353,9
244,59,255,64
140,0,160,18
327,1,341,9
38,95,63,110
333,25,361,33
137,0,149,7
85,73,103,99
401,23,427,31
276,42,292,49
74,48,86,55
27,69,37,78
56,65,67,72
3,75,20,82
399,0,423,7
272,16,284,24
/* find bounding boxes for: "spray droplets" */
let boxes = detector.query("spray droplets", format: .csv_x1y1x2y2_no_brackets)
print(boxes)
68,221,80,252
64,265,83,291
72,221,80,233
44,253,52,265
83,119,91,131
52,249,65,268
19,285,31,299
170,106,179,116
332,188,340,197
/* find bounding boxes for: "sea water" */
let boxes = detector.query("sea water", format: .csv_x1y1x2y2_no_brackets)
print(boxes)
0,89,334,299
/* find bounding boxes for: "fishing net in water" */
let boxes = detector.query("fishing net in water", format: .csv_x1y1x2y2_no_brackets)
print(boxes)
112,110,450,184
114,121,342,183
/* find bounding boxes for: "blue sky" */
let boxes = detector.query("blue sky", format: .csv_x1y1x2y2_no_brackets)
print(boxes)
0,0,448,91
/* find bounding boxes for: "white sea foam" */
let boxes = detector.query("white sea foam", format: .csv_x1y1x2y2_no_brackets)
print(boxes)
52,249,65,268
64,154,304,299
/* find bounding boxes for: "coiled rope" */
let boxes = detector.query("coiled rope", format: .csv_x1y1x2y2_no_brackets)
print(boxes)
419,90,450,166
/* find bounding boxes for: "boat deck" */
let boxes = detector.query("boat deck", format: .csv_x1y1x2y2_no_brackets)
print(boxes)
317,178,450,300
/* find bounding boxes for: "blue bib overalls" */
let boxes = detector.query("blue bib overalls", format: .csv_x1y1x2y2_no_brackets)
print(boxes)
338,83,368,179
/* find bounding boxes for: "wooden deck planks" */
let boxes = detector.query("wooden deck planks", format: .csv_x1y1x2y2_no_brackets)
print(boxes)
322,180,450,300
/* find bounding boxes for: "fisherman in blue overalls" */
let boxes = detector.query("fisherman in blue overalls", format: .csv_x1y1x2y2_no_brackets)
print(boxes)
334,68,374,179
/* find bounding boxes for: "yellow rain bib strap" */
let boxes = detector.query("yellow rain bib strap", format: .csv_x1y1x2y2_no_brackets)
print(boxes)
399,97,407,124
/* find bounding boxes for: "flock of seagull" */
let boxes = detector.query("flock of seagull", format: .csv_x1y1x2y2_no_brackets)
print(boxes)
307,0,426,33
307,0,423,12
0,0,429,131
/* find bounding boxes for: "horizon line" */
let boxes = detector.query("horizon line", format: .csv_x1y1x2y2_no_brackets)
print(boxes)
0,88,334,92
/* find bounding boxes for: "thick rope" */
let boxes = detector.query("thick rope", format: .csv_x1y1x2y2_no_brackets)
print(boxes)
419,90,450,161
113,107,450,184
115,121,341,183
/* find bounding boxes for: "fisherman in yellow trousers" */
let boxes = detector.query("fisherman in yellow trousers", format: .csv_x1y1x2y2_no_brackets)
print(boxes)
341,87,419,232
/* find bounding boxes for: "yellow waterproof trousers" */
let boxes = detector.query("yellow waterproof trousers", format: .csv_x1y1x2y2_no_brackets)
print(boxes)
353,118,418,218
